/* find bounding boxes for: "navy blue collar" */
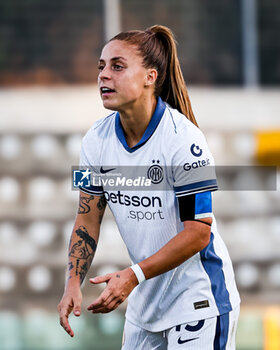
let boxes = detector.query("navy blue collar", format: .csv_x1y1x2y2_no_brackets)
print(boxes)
115,97,166,153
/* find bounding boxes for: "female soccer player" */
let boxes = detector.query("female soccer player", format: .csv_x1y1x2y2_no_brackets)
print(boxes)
58,25,240,349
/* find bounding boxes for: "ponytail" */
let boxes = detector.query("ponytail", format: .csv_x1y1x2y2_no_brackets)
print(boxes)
147,25,198,127
110,25,198,127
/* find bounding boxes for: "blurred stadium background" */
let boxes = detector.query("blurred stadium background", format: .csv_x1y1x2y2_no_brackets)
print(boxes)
0,0,280,349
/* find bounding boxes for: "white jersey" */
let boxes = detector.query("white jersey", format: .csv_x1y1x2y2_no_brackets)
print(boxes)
79,97,240,332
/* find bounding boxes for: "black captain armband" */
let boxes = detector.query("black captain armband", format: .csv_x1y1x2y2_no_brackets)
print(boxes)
177,192,213,225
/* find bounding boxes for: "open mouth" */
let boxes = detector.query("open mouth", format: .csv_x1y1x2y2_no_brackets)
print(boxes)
100,87,115,95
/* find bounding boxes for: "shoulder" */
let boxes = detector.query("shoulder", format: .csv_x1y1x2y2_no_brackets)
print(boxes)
163,104,206,144
82,111,116,144
163,105,214,165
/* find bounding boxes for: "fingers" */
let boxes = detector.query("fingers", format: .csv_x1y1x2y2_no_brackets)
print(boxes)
88,270,134,314
58,295,81,337
87,286,125,313
90,273,111,285
87,288,112,311
58,303,74,337
73,298,82,317
60,314,74,337
89,297,122,314
87,274,113,311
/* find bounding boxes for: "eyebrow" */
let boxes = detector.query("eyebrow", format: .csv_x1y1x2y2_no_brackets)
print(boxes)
98,56,127,63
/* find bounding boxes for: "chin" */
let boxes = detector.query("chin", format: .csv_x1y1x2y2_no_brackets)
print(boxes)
102,99,125,112
102,100,118,111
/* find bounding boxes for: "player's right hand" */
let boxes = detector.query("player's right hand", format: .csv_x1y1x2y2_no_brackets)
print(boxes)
57,287,82,337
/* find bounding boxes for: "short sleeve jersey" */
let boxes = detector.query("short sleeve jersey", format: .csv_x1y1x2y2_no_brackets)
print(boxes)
80,97,240,332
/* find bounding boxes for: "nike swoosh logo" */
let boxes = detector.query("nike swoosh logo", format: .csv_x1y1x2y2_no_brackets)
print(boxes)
178,337,199,344
100,166,116,174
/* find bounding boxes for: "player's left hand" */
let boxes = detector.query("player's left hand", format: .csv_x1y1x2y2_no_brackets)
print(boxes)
87,267,138,313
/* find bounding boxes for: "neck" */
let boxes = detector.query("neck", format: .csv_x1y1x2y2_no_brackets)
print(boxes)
118,96,157,148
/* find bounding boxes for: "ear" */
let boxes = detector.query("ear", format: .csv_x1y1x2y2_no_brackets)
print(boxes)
144,68,158,87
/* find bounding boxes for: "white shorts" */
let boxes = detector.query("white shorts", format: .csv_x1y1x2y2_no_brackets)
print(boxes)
122,305,240,350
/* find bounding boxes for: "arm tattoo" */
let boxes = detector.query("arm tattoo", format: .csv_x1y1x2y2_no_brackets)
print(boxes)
79,261,89,284
68,225,97,284
69,226,97,258
67,262,74,283
97,195,106,211
78,195,95,214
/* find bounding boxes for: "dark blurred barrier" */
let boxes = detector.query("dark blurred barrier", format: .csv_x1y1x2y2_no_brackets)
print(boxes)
0,0,280,85
259,0,280,85
122,0,242,85
0,0,104,85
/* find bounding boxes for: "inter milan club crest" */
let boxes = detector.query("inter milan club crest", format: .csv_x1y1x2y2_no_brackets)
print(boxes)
147,160,164,184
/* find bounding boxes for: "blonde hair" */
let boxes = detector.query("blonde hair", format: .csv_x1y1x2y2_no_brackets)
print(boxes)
110,25,198,127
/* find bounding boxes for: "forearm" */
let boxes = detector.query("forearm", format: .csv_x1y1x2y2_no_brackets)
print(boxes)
65,193,106,289
139,220,211,280
65,221,98,288
58,193,106,337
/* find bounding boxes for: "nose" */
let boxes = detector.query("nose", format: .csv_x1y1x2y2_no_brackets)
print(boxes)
98,66,111,81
